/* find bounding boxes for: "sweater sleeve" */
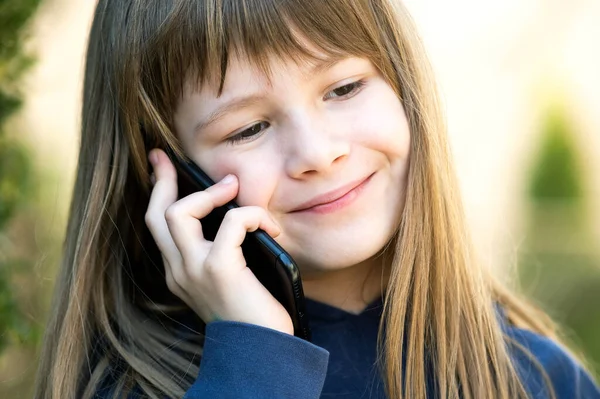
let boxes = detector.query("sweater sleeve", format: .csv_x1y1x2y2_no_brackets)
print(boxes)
506,326,600,399
183,320,329,399
93,321,329,399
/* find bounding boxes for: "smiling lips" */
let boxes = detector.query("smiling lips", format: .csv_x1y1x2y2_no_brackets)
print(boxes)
290,173,375,214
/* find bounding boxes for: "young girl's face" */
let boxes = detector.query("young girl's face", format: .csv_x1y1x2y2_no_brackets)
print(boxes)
174,53,410,274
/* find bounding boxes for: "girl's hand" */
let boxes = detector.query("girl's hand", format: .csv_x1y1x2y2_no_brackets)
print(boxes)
144,149,294,335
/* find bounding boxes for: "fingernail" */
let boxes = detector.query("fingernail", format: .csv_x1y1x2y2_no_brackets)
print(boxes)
221,174,235,184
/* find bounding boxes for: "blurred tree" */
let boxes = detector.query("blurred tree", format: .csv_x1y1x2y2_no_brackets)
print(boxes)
519,104,600,378
528,110,583,201
0,0,43,353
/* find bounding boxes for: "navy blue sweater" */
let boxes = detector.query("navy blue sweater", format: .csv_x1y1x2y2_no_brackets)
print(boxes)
98,297,600,398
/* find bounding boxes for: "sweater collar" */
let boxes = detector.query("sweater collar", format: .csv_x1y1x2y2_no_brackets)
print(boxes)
304,296,384,322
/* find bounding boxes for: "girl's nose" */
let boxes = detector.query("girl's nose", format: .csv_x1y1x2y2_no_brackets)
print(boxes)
282,115,351,178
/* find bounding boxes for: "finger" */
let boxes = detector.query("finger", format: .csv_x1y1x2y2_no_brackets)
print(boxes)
145,148,182,266
149,148,178,199
207,207,281,272
177,174,240,219
162,254,182,297
165,174,239,257
162,253,198,312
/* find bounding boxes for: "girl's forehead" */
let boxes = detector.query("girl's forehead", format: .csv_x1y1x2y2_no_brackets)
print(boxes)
183,49,349,98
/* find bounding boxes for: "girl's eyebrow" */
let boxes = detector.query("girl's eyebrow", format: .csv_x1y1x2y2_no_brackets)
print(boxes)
304,56,345,77
194,93,268,135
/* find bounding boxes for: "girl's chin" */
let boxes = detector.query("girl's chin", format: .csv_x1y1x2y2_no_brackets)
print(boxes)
289,248,383,274
274,222,396,273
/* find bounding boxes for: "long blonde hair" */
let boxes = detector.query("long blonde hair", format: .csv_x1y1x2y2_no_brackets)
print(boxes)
35,0,567,398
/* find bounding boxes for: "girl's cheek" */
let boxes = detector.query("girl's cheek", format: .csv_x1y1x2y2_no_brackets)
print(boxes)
210,152,280,209
197,145,252,181
359,93,409,155
206,157,238,181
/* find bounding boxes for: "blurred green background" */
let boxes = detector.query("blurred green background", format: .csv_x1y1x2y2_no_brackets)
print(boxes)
0,0,599,397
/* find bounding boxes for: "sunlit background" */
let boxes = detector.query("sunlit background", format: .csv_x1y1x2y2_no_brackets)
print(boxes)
0,0,599,397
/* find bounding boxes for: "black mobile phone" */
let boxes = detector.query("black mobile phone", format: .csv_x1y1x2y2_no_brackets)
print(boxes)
166,149,311,341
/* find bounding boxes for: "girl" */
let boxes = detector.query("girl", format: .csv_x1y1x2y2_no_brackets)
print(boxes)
34,0,600,398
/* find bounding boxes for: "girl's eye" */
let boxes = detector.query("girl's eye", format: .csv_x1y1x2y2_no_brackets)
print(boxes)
226,121,270,145
323,80,366,100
